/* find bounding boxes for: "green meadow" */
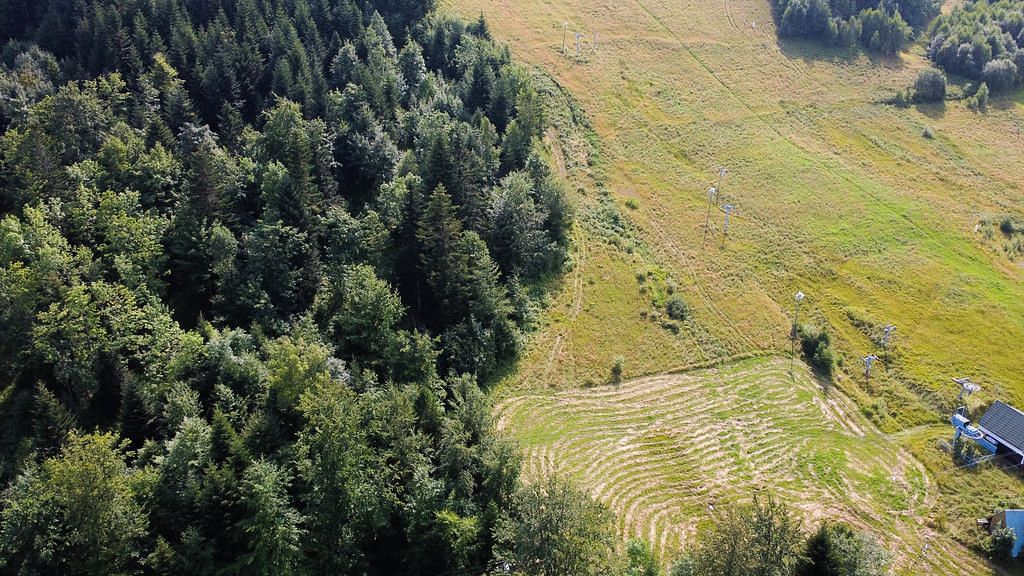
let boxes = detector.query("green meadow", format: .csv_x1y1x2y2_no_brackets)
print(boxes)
447,0,1024,571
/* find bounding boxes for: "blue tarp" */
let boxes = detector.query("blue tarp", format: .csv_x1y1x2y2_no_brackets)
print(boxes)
1004,511,1024,558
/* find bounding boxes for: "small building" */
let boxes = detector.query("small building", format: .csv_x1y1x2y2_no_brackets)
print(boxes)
952,401,1024,466
976,401,1024,466
988,510,1024,558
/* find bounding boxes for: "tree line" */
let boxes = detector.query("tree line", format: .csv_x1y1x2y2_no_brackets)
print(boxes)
0,0,584,573
771,0,940,55
927,0,1024,93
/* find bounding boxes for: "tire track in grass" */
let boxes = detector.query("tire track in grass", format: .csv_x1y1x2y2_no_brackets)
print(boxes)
627,0,969,343
724,0,739,29
632,0,953,249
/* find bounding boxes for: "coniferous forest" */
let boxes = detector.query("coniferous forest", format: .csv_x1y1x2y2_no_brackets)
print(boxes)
0,0,588,574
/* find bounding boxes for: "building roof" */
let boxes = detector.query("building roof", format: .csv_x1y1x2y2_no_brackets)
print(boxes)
978,401,1024,453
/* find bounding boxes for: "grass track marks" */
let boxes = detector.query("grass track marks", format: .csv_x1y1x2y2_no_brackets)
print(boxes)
496,357,989,573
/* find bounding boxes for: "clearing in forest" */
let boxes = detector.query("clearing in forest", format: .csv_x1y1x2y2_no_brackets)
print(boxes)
497,357,989,573
446,0,1024,571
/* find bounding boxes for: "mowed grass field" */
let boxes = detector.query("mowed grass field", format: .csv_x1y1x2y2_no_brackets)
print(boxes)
444,0,1024,571
497,358,982,573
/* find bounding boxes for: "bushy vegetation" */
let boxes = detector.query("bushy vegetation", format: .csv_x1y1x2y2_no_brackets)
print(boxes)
798,324,836,378
928,0,1024,91
985,524,1017,562
0,0,589,573
626,539,661,576
799,523,891,576
665,296,689,321
671,497,890,576
967,81,992,109
914,67,948,102
979,216,1024,260
611,355,625,384
771,0,929,55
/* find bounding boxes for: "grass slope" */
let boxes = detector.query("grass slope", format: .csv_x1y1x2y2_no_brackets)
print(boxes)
445,0,1024,571
450,0,1024,415
496,357,984,573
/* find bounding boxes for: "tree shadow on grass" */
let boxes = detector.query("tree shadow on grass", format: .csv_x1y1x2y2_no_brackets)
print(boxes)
915,101,946,120
776,36,860,66
775,35,908,70
789,355,835,395
808,369,835,395
990,96,1022,112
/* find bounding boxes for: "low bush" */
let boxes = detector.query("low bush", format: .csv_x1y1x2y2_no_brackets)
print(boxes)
1000,217,1022,235
672,498,892,576
666,296,689,321
982,58,1018,93
799,522,891,576
611,356,624,384
913,68,947,103
798,324,835,378
976,82,990,109
889,89,911,107
985,525,1016,562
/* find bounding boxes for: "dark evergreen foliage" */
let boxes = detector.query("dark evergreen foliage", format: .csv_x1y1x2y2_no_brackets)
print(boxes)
771,0,924,55
927,0,1024,90
798,324,836,378
671,501,890,576
913,67,947,102
0,1,580,574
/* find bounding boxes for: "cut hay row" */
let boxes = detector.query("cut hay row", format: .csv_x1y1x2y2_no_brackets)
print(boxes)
495,357,988,574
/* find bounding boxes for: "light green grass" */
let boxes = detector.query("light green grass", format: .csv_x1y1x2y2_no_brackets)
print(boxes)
449,0,1024,414
495,357,987,573
446,0,1024,572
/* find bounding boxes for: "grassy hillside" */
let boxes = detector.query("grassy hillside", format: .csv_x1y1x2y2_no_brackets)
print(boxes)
497,357,986,573
446,0,1024,571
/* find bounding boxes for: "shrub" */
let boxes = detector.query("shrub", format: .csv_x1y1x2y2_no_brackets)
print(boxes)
1000,217,1018,235
799,523,891,576
982,58,1019,93
677,500,894,576
889,89,911,107
669,556,695,576
611,356,624,384
1005,235,1024,259
986,525,1016,561
665,296,689,321
798,324,835,378
626,539,660,576
976,82,990,109
913,68,947,102
661,320,680,334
